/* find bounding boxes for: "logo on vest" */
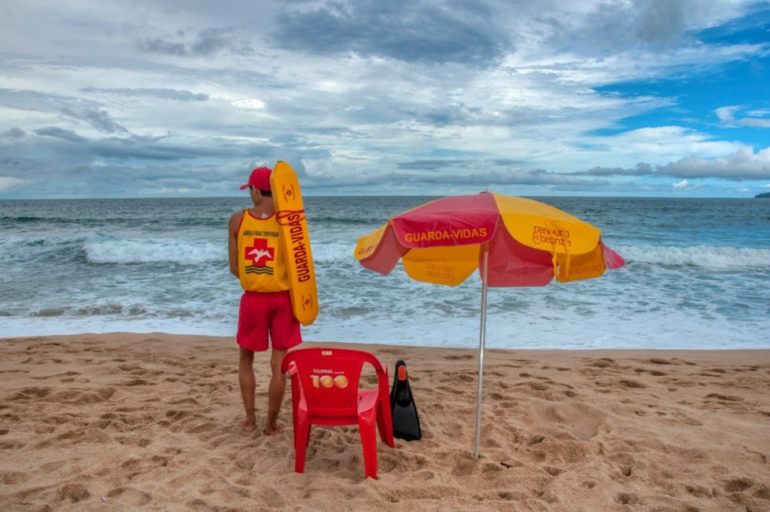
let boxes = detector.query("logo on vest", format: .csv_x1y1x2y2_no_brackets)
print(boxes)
244,238,275,274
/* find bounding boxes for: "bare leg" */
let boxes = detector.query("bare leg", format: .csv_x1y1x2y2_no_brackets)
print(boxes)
264,349,287,435
239,347,257,432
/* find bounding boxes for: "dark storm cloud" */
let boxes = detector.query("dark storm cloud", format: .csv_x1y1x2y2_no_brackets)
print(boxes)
81,87,209,102
135,27,253,57
272,0,509,66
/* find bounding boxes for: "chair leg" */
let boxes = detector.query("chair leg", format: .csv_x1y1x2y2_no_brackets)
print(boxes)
375,403,392,447
358,420,378,479
377,399,395,447
295,420,309,474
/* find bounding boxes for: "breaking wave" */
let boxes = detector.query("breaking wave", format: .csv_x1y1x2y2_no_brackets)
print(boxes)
618,245,770,270
84,238,223,264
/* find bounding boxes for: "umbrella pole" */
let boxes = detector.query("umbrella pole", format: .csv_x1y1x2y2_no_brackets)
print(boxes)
474,245,489,458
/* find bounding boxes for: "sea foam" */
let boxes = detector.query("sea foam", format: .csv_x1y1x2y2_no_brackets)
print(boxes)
617,245,770,270
84,238,224,264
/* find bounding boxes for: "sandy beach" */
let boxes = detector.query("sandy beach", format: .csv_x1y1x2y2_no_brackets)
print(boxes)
1,333,769,511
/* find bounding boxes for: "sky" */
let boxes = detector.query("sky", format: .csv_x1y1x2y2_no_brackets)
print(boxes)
1,0,769,199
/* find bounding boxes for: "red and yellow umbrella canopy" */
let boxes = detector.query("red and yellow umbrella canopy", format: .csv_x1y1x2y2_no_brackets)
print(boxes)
354,192,624,286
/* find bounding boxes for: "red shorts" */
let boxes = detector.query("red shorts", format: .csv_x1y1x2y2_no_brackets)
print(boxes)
237,291,302,352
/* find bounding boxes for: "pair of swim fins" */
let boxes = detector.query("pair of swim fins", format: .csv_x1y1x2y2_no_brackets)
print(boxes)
390,360,422,441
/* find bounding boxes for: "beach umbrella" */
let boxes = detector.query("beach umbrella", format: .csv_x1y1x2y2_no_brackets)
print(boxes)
353,192,625,457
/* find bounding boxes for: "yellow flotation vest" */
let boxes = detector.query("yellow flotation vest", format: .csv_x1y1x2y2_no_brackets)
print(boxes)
236,210,290,292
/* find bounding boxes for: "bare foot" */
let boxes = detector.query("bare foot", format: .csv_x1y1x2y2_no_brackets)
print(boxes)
241,418,257,432
263,422,284,436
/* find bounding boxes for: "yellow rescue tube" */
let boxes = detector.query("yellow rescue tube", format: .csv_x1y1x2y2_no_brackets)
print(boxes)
271,161,318,325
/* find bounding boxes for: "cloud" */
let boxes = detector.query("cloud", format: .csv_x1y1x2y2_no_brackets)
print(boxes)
547,0,690,56
397,160,469,170
1,127,25,138
0,89,118,131
60,108,128,134
575,146,770,181
135,27,253,57
29,126,274,162
580,163,655,177
636,0,688,45
658,146,770,180
81,87,209,102
0,176,27,191
716,105,741,122
272,0,509,66
1,0,768,198
739,117,770,128
305,165,602,190
716,104,770,128
34,127,88,143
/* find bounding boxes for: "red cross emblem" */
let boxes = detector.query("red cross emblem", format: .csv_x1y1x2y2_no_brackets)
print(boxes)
244,238,275,267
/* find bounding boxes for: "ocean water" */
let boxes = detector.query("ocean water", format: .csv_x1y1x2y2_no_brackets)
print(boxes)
1,196,769,349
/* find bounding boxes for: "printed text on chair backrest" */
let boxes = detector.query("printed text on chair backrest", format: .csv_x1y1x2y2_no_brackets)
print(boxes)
288,348,381,418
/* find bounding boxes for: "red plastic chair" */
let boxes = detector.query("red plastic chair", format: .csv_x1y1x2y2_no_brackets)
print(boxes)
281,347,395,479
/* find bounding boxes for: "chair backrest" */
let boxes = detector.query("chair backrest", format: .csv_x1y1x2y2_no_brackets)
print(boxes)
282,348,388,419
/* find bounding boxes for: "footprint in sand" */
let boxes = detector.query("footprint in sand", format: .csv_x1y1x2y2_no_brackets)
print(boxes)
31,371,81,381
647,358,678,365
58,482,90,503
618,379,646,389
538,403,606,440
115,435,151,447
52,387,116,404
11,386,52,400
616,492,641,505
704,393,743,402
724,477,753,493
1,471,29,485
107,487,152,506
587,358,615,368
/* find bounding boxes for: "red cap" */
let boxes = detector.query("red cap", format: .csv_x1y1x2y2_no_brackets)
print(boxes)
240,166,272,191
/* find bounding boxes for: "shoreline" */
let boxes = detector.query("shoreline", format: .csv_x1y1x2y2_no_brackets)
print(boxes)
2,333,769,511
4,331,770,352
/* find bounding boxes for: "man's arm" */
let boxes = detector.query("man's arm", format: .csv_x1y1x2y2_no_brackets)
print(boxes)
228,211,242,279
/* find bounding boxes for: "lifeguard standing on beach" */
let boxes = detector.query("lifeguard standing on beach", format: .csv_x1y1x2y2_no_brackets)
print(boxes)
228,166,303,435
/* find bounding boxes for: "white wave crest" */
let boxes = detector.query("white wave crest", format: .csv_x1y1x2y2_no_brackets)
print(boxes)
618,245,770,270
85,238,224,264
310,241,356,263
